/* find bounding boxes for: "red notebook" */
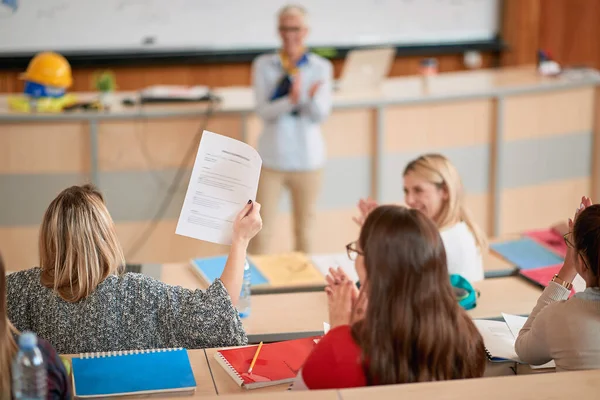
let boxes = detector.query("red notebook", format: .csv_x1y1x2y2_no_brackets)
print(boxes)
523,229,567,258
519,264,575,297
214,337,318,389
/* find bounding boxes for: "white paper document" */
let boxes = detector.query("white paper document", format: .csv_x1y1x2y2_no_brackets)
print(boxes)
476,314,555,369
311,253,359,283
473,319,520,362
501,313,555,369
501,313,527,339
176,131,262,245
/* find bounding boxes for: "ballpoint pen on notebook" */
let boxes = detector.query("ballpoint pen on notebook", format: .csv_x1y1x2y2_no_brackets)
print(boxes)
247,342,263,374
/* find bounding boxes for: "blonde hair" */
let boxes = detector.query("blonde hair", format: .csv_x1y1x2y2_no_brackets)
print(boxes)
278,4,308,25
39,184,125,303
0,251,18,399
403,154,488,250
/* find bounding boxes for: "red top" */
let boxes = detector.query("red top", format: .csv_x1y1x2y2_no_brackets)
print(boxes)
301,325,367,389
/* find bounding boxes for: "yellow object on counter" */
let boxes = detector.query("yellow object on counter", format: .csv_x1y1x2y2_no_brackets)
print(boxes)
8,94,78,113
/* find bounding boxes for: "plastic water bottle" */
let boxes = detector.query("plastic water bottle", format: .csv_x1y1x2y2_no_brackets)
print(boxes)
237,259,251,318
12,332,47,400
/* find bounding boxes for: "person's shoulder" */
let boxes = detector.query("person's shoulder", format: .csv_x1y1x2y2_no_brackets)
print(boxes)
317,325,359,355
7,267,42,287
110,272,166,291
442,222,478,247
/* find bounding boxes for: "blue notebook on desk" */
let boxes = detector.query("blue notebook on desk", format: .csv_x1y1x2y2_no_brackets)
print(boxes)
491,237,564,270
71,348,196,397
190,255,269,286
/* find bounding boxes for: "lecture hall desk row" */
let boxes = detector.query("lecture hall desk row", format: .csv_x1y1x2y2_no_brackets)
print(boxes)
161,260,540,344
63,347,600,398
158,245,518,296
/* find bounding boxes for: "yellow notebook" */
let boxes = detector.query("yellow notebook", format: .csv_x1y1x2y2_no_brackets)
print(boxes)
249,252,324,287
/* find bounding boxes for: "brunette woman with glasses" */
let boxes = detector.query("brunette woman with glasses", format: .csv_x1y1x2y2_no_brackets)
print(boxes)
291,205,486,390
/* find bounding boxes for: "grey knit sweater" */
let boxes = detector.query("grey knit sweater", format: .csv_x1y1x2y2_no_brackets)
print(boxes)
7,267,248,354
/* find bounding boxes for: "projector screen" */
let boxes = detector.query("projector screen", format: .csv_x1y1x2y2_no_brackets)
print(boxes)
0,0,501,55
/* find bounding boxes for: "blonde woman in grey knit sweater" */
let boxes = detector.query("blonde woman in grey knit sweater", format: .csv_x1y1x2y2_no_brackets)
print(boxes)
515,196,600,371
7,184,262,354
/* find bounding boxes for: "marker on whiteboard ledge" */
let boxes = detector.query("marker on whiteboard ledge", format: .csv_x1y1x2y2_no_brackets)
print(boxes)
142,36,156,46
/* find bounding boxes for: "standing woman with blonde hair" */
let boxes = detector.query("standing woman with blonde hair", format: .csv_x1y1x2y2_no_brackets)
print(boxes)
7,184,262,354
355,154,487,282
0,251,71,399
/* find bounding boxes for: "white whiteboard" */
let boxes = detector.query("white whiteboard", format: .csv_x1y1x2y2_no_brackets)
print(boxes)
0,0,500,54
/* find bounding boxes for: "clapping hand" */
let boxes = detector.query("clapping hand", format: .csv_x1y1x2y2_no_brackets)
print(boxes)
352,198,378,226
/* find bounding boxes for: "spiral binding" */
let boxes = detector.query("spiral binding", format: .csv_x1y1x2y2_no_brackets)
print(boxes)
484,347,493,361
216,353,244,385
78,347,183,359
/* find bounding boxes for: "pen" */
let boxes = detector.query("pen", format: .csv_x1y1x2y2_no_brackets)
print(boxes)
247,342,263,374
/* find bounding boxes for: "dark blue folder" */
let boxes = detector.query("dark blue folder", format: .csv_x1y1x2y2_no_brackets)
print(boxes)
72,348,196,397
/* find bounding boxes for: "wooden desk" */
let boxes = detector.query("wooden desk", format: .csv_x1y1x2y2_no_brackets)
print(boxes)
244,292,328,343
244,277,540,342
161,263,208,291
161,264,326,342
214,391,338,399
483,248,517,278
64,349,217,398
470,277,542,319
160,262,325,295
339,369,600,400
163,264,538,341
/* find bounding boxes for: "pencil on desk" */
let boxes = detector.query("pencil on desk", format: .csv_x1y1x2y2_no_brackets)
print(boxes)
248,341,263,374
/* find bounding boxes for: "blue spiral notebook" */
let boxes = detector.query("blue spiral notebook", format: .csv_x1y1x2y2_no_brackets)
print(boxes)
190,255,269,286
71,348,196,398
490,237,564,270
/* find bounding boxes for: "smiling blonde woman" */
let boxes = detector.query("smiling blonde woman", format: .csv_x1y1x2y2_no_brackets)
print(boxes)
355,154,487,283
7,184,262,354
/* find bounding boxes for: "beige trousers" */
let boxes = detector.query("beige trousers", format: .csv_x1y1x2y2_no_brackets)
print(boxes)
249,167,323,254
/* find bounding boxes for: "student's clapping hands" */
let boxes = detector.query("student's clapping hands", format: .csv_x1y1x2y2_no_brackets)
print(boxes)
325,267,364,328
352,198,378,226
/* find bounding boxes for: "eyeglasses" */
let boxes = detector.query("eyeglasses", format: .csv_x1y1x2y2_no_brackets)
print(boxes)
346,241,363,261
564,232,589,271
279,26,303,33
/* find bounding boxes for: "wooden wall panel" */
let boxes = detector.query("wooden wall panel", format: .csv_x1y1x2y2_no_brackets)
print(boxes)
501,0,541,66
538,0,600,69
0,53,495,94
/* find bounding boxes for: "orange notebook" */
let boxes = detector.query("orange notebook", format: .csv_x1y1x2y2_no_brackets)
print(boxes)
214,337,318,389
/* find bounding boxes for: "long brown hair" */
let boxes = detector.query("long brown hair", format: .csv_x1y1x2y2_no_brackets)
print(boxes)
573,205,600,286
39,184,125,303
404,154,487,250
0,251,19,398
351,205,486,385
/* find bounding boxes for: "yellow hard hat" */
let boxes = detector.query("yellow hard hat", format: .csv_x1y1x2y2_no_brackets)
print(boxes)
20,52,73,88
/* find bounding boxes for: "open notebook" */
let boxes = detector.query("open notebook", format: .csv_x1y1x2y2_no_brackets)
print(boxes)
71,348,196,398
474,314,555,369
214,337,318,389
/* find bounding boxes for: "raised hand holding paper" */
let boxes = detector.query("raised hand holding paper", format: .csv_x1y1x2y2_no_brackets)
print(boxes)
176,131,262,245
